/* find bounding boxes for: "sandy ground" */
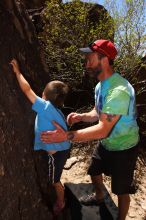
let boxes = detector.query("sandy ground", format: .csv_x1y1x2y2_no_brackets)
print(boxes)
61,154,146,220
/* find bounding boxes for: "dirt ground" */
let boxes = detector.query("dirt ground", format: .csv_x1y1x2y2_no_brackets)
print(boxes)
61,145,146,220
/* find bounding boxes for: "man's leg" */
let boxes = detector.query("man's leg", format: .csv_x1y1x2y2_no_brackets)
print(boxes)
91,174,104,200
79,144,106,205
117,194,130,220
111,146,138,220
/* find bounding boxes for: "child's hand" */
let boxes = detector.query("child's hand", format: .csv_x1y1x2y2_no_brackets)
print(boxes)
10,59,20,74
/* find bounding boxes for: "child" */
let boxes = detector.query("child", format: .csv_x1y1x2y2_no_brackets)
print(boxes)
10,59,71,215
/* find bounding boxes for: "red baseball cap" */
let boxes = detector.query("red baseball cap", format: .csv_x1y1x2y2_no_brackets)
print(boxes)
80,39,118,60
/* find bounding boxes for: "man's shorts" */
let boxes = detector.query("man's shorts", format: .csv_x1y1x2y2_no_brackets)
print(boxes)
87,143,139,195
48,149,70,184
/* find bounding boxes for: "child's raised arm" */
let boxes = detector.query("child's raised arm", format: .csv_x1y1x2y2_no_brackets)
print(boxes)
10,59,37,104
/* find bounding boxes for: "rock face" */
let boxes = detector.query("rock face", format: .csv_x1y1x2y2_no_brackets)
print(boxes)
64,183,117,220
23,0,46,9
0,1,52,219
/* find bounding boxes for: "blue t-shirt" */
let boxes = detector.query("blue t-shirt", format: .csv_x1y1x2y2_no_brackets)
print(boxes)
95,72,139,151
32,96,71,151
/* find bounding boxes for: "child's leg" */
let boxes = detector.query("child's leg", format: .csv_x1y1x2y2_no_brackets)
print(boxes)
53,182,65,205
47,150,57,155
49,149,70,214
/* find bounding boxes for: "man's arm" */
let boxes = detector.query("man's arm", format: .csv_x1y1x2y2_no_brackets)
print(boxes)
81,107,98,123
67,107,98,126
40,113,120,143
10,59,37,103
69,113,120,142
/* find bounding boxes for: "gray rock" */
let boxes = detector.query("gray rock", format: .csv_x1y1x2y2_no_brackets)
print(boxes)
64,182,118,220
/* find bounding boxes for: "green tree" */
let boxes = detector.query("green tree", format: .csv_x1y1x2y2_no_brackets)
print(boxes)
40,0,114,86
104,0,146,80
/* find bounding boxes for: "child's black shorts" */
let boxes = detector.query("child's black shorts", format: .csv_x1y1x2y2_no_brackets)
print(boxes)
87,143,139,195
48,149,70,184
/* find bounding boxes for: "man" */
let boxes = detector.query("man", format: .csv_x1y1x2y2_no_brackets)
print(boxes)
41,39,139,220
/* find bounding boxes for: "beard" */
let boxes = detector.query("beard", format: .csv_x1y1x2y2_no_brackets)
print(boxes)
85,66,102,79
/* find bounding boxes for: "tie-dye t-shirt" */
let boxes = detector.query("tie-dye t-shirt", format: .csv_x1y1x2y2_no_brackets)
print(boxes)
95,72,139,151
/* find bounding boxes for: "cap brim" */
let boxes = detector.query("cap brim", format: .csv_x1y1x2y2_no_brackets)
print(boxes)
79,47,93,53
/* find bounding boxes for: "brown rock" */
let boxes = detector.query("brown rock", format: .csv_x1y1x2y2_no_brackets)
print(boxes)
0,1,52,219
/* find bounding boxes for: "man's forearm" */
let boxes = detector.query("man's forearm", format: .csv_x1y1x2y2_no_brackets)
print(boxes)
41,112,120,144
67,113,120,142
67,122,107,142
81,108,98,123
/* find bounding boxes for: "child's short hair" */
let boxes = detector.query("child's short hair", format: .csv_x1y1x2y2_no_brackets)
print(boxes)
43,80,69,107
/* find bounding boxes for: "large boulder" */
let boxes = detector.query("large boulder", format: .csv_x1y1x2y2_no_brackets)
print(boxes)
0,1,52,219
23,0,46,8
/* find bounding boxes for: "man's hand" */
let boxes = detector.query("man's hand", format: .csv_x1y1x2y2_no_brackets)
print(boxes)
67,108,98,125
67,112,83,126
41,121,67,143
10,59,20,74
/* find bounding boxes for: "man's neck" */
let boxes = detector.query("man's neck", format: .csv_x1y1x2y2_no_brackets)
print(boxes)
99,67,114,81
